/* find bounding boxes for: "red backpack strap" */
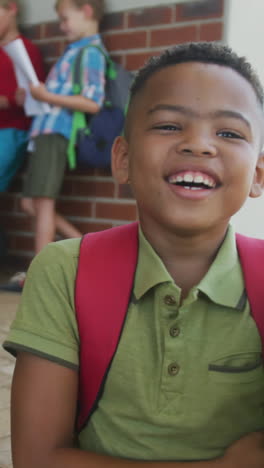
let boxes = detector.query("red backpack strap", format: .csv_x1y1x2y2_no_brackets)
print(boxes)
75,222,139,431
236,233,264,355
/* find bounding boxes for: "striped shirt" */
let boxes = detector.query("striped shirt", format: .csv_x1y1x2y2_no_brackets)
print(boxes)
29,34,105,140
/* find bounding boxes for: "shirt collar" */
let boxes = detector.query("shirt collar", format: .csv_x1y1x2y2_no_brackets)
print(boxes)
133,225,244,310
67,34,101,50
133,227,173,300
198,225,244,309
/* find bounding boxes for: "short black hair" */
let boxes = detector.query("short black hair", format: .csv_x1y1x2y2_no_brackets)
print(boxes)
130,42,264,107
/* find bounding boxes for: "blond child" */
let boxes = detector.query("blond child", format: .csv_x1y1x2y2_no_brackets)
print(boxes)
21,0,106,255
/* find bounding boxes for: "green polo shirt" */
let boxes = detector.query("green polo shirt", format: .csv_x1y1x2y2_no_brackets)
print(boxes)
4,225,264,461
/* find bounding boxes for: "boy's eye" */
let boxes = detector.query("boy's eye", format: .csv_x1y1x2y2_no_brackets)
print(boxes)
153,124,181,131
217,130,244,139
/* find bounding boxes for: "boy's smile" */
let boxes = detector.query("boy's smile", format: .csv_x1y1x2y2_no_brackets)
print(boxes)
113,62,264,238
167,169,218,200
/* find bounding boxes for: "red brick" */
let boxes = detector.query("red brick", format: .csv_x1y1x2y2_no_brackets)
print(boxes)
44,21,64,38
199,22,223,41
0,195,16,212
126,51,159,71
60,179,74,196
176,0,224,22
151,26,198,48
0,214,33,232
22,24,43,40
94,167,112,176
56,199,92,217
65,166,112,177
9,235,34,252
62,178,114,198
118,184,135,200
128,7,173,28
109,54,124,66
4,253,32,269
104,31,147,52
101,12,125,31
39,40,64,59
65,167,94,177
8,234,17,251
74,221,112,234
72,180,115,198
96,202,137,221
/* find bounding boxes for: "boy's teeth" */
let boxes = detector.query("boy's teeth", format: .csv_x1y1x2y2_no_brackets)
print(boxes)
183,174,194,183
176,175,183,183
168,171,216,188
194,175,203,184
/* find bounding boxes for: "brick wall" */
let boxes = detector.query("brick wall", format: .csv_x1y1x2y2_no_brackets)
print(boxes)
0,0,226,265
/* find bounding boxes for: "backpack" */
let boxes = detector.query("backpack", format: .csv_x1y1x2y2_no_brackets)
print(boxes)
75,222,264,431
67,45,134,170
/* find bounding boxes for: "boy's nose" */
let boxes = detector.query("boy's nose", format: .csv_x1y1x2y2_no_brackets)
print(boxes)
177,134,217,158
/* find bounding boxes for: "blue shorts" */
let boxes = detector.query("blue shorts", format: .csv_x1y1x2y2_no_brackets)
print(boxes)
0,128,28,192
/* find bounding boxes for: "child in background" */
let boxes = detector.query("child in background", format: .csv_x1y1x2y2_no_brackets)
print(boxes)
0,0,45,191
20,0,106,257
0,0,45,292
4,42,264,467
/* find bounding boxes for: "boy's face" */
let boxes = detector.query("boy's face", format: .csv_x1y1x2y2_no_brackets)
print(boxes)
0,4,16,42
56,0,91,41
112,62,264,237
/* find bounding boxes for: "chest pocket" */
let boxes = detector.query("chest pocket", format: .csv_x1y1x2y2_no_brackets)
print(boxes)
208,352,263,383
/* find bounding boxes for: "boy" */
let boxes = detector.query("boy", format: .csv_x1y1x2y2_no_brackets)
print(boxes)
21,0,106,255
4,42,264,467
0,0,45,191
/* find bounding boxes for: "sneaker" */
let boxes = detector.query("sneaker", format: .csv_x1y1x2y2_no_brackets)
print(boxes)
0,271,26,293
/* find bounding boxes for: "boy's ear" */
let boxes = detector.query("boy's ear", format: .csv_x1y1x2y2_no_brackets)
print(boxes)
82,4,93,19
9,2,18,15
249,152,264,198
111,136,130,184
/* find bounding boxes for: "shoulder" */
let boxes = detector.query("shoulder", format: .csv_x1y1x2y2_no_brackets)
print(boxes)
21,35,41,54
23,238,82,327
31,237,81,275
26,238,81,292
0,48,11,64
5,239,83,367
80,45,106,78
82,40,106,61
46,236,81,256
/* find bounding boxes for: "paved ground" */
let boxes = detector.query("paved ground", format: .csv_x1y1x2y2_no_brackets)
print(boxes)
0,291,20,468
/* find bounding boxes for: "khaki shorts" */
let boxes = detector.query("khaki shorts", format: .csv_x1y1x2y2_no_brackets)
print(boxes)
23,133,68,199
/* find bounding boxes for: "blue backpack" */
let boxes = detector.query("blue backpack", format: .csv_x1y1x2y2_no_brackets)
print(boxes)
67,45,134,170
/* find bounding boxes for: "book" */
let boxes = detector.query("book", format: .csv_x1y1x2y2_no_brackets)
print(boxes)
3,38,51,116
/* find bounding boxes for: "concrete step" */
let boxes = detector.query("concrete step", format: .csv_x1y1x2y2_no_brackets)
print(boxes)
0,291,20,468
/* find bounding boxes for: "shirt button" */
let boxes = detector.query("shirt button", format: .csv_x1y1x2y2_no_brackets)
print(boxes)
168,362,180,376
170,326,180,338
164,295,176,306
